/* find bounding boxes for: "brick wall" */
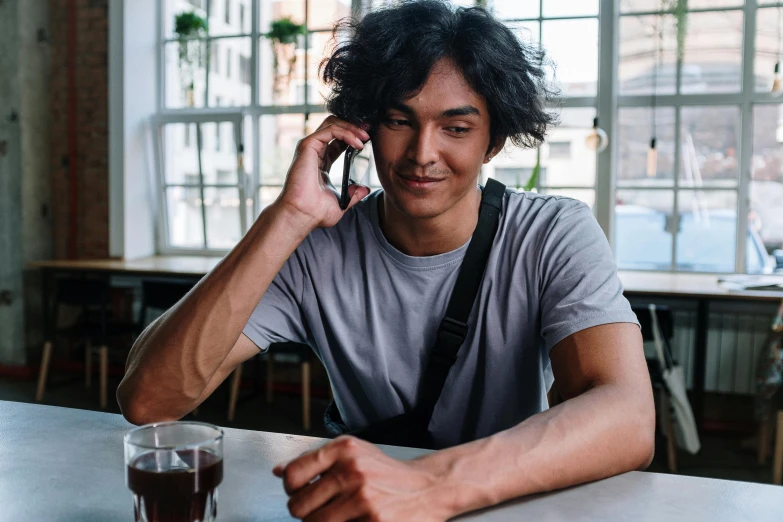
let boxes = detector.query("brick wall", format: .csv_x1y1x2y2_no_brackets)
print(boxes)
49,0,109,259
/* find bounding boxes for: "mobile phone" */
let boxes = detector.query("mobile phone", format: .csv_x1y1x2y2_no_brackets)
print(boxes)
340,146,359,210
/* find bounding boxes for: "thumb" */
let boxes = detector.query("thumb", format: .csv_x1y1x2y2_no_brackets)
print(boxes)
344,183,371,211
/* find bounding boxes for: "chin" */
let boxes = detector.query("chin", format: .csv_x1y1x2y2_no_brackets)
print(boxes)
382,183,449,219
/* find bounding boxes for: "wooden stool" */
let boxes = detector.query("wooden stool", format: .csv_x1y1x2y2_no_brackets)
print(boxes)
227,352,312,431
773,410,783,485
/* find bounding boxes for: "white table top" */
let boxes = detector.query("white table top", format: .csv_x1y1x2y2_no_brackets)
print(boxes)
1,401,781,521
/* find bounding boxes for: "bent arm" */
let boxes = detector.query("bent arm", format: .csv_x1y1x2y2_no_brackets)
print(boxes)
117,203,315,425
412,323,656,517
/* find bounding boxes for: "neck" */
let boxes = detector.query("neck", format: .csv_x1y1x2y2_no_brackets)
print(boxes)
379,186,482,257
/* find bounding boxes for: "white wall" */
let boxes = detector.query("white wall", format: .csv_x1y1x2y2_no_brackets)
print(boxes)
110,0,158,259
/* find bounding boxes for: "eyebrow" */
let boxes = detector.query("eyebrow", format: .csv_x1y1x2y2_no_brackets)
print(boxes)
388,103,481,119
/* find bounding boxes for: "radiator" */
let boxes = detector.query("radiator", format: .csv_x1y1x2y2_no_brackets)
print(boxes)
637,303,780,395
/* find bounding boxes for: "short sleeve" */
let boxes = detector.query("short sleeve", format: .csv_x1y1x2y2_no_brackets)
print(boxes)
242,248,310,352
537,199,640,352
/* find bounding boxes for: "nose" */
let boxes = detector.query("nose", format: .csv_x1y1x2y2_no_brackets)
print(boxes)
406,125,439,167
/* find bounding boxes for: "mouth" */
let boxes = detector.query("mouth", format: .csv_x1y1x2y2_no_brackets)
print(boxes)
396,171,445,190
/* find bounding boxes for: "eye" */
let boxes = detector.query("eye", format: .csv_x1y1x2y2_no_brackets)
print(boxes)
386,119,410,127
446,126,470,135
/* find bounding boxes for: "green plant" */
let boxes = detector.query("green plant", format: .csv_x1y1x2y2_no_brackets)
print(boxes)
662,0,688,60
522,155,540,192
174,12,208,95
264,17,307,100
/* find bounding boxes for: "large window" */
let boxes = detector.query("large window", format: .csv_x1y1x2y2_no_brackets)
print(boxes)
615,0,782,273
156,0,783,273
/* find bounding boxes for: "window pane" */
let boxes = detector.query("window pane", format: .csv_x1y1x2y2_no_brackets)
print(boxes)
755,7,782,93
258,34,306,105
205,187,242,248
311,30,337,106
164,123,200,184
199,122,240,184
617,107,676,186
542,0,598,18
540,107,596,187
166,187,205,248
676,190,737,273
260,114,304,185
207,38,252,107
679,106,740,188
615,190,675,270
508,21,540,46
541,19,598,96
210,0,246,36
688,0,744,7
619,15,678,96
751,104,783,264
539,188,595,209
492,0,539,19
681,11,743,94
308,0,352,31
260,0,304,27
165,40,208,108
486,148,539,189
621,0,744,13
259,186,283,215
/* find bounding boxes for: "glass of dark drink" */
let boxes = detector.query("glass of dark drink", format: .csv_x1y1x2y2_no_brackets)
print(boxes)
124,421,224,522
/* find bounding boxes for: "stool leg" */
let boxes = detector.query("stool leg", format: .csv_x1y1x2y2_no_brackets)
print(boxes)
266,353,274,404
759,416,770,465
85,341,93,388
35,341,53,402
228,363,243,422
773,411,783,485
99,346,108,410
302,361,311,432
661,389,677,473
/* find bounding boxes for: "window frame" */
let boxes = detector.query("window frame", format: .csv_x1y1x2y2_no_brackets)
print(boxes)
154,0,783,274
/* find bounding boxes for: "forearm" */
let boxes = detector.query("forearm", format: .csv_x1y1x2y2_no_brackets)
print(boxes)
414,383,655,518
117,201,315,421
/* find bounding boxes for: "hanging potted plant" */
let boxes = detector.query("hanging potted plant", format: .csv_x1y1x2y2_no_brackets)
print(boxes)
662,0,688,60
264,17,307,102
174,12,208,107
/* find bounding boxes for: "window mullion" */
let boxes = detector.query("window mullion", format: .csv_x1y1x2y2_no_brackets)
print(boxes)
737,0,758,274
595,0,618,242
196,123,209,248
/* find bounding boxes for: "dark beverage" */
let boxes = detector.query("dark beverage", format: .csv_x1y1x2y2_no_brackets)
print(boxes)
127,449,223,522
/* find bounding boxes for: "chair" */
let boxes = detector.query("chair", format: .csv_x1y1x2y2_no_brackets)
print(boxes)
632,304,678,473
36,278,136,409
227,342,315,431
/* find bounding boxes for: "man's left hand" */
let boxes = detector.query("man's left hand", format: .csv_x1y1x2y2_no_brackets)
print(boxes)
273,435,450,522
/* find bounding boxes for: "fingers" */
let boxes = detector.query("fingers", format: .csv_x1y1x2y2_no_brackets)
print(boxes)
278,437,364,496
286,471,346,520
302,490,372,522
299,124,367,161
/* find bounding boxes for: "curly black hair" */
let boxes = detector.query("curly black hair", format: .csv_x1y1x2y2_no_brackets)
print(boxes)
320,0,559,150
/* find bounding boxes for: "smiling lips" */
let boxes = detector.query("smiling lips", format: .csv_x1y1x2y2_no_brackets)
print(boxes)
397,172,444,189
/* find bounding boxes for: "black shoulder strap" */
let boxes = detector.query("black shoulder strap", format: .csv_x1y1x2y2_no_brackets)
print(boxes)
412,178,506,425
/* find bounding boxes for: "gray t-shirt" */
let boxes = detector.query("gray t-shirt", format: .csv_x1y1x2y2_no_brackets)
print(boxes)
243,189,639,447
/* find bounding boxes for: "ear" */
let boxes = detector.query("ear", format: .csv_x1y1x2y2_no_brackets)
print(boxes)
483,135,506,164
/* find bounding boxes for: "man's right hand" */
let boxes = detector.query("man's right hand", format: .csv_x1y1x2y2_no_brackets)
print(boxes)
275,115,372,230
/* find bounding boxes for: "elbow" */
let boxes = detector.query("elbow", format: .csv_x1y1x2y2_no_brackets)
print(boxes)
633,394,657,470
117,377,179,426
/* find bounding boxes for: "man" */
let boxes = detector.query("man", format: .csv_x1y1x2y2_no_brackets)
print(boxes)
118,1,655,520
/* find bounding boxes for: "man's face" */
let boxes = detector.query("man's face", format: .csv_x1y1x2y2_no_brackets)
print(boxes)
371,59,497,220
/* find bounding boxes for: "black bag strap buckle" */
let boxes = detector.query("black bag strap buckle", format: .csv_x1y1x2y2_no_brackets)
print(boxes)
431,317,468,366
